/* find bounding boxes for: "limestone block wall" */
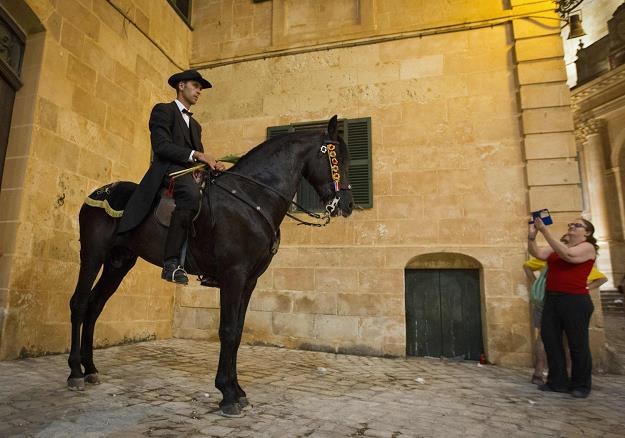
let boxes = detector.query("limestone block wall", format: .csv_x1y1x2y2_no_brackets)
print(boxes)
191,0,528,66
511,4,582,235
172,0,607,368
0,0,191,359
175,21,539,366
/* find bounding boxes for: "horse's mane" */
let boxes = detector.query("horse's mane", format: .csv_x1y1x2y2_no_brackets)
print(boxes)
229,130,325,172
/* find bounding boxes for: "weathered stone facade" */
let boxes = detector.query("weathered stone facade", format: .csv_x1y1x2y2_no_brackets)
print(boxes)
0,0,191,359
0,0,606,368
172,0,600,367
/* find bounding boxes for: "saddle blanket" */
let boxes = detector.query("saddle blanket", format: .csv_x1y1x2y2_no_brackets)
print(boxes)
84,182,137,218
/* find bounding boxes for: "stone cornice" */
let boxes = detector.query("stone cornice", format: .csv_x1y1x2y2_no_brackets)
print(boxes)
571,62,625,105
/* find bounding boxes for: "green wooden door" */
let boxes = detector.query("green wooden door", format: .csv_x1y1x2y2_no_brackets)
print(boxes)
405,269,483,361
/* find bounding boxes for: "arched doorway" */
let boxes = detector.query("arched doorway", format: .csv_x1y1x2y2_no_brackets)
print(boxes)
404,253,484,361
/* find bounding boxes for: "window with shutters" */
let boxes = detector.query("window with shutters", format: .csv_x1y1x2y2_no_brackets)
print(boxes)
266,117,372,211
167,0,192,27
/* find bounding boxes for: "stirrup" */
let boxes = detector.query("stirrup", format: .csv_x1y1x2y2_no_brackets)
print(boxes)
162,264,189,285
171,265,187,279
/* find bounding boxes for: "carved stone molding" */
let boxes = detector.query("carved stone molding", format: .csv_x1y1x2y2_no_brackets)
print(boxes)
575,118,607,144
572,63,625,101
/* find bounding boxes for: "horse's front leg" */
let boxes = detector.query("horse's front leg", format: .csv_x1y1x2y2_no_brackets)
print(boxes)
232,278,258,411
215,274,245,417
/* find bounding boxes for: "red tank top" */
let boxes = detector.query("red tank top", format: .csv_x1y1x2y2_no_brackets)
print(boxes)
546,252,594,295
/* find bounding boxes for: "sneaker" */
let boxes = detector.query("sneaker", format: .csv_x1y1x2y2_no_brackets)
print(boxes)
161,259,189,285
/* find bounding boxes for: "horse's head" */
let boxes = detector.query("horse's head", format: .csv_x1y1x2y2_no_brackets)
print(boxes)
304,115,354,217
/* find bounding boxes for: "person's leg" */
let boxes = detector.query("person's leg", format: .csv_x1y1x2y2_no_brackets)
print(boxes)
532,306,546,383
563,333,571,378
162,172,200,284
561,294,594,396
540,293,568,391
534,334,548,383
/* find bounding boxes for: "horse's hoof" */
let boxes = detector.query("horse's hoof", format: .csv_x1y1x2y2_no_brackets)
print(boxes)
67,377,85,391
238,397,252,411
85,373,101,385
219,403,244,418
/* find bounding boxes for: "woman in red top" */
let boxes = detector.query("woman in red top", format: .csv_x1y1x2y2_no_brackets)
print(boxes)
528,217,598,398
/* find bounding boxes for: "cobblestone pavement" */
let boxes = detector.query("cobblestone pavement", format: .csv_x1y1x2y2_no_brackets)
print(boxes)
1,340,625,437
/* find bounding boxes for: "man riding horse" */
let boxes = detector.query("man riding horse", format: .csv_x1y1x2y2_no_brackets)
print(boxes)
117,69,225,285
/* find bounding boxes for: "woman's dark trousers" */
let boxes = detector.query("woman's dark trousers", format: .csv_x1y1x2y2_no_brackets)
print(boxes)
541,292,594,393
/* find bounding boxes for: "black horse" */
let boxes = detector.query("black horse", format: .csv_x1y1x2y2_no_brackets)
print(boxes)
67,116,354,417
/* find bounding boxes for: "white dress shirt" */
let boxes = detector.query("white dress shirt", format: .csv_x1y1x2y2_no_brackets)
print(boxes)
174,99,196,162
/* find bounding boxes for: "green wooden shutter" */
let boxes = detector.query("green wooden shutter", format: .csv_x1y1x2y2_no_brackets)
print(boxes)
267,125,292,139
344,118,372,208
292,122,327,212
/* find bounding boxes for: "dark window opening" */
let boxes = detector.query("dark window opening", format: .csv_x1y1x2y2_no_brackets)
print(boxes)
168,0,192,27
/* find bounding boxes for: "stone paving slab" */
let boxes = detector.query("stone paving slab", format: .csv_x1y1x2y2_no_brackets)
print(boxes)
1,339,624,437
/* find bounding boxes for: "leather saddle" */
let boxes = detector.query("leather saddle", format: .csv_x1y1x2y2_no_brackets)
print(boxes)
154,189,176,227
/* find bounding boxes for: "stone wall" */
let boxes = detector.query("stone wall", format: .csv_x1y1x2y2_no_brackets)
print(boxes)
0,0,191,359
172,0,595,367
0,0,603,368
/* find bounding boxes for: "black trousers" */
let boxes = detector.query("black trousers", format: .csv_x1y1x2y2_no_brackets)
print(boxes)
163,165,201,261
541,292,594,392
166,164,202,211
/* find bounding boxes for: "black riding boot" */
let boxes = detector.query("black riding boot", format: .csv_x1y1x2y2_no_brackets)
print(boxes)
162,209,193,285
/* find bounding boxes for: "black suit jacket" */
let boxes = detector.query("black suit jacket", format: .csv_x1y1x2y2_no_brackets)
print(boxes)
118,101,204,233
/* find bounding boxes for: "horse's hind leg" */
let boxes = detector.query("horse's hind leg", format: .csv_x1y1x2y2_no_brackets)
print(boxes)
68,258,103,390
68,206,114,390
81,249,137,384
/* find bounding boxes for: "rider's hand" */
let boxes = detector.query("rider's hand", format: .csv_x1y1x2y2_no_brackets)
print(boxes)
193,151,223,170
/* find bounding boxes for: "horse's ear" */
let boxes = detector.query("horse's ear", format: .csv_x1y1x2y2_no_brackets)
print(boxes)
327,115,338,141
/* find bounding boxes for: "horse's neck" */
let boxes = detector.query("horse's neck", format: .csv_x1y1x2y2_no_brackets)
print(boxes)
232,140,311,202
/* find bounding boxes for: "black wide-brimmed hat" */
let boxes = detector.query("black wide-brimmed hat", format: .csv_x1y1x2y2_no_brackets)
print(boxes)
168,69,212,89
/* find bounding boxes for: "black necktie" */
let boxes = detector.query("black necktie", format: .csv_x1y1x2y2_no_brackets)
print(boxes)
182,108,193,117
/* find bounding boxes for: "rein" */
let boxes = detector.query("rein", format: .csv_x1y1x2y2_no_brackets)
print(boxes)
210,170,330,227
201,139,350,228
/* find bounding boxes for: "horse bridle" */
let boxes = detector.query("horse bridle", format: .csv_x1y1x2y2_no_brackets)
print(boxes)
206,137,351,228
320,139,352,217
